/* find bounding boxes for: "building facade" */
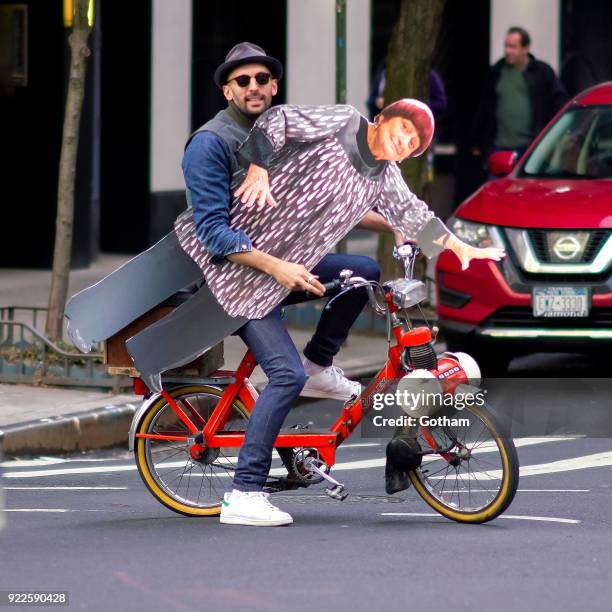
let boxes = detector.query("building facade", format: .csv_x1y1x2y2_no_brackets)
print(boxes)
1,0,610,268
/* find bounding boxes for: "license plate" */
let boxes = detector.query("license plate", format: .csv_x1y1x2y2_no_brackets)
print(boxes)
532,287,589,318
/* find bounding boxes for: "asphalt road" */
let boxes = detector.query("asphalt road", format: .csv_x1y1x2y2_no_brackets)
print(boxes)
1,407,611,612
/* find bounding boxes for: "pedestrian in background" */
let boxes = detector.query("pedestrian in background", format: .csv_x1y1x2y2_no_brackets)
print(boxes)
473,26,568,161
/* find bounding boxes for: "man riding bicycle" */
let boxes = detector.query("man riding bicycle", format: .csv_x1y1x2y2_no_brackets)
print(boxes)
183,42,400,405
177,43,505,527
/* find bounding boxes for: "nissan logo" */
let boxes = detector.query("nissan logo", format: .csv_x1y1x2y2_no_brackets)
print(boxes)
553,236,581,260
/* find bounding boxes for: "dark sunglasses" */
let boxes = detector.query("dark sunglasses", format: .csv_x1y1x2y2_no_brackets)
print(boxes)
228,72,272,87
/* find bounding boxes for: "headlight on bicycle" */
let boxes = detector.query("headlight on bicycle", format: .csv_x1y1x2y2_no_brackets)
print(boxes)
448,217,494,248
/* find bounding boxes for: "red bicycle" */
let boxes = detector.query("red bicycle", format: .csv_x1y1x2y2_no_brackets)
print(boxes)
129,245,519,523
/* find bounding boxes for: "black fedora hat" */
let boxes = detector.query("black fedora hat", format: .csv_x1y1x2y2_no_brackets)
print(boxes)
214,42,283,89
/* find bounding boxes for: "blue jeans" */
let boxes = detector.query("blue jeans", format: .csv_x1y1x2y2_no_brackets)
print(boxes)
232,253,380,491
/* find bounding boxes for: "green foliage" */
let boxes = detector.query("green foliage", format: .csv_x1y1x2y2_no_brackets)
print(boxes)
0,341,102,367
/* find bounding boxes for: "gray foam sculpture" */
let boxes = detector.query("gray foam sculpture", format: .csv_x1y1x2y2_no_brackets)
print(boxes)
64,230,246,391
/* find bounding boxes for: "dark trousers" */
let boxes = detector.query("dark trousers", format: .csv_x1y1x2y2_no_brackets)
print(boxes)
232,253,380,491
284,253,381,367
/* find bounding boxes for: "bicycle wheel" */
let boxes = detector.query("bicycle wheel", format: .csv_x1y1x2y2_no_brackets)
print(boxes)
134,385,250,517
408,402,519,523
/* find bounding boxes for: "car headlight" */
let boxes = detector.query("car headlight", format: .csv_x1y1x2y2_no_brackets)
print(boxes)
448,217,494,248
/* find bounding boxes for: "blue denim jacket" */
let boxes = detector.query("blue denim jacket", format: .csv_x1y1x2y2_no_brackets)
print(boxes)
182,131,253,264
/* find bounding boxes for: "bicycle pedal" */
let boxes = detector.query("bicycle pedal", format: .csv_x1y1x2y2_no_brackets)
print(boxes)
304,457,345,487
325,484,349,501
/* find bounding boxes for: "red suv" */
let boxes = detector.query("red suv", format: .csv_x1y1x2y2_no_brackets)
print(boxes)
436,82,612,374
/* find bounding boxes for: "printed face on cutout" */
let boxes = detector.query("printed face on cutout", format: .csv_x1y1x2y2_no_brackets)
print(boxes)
376,116,420,161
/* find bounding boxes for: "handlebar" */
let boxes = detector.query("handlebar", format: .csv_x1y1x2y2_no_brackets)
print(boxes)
393,242,420,279
322,243,422,317
322,277,386,315
322,279,342,293
324,274,387,316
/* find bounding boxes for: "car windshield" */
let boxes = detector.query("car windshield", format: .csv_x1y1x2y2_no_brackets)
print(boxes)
520,106,612,179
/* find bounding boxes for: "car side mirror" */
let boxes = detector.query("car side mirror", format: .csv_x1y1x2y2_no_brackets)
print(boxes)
488,151,518,177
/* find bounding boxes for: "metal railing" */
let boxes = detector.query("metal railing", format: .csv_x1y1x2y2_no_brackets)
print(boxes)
0,307,130,391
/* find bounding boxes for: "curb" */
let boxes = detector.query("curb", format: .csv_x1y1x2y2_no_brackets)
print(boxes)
0,403,138,457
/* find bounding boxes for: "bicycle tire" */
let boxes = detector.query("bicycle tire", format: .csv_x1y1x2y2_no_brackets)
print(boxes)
408,402,519,524
134,385,250,517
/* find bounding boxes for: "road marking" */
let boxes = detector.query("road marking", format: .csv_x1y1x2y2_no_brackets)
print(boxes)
0,457,125,468
3,486,128,490
339,443,382,449
5,508,105,513
1,458,61,468
0,436,569,469
500,515,581,524
3,465,138,478
283,439,587,474
466,436,577,451
466,489,589,493
5,508,75,513
432,450,612,482
3,440,606,480
0,448,376,469
381,512,580,525
518,451,612,476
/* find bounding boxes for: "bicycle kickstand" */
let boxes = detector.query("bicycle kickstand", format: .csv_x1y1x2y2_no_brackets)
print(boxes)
304,458,349,501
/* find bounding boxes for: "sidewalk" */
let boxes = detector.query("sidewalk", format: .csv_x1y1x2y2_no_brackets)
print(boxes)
0,255,394,456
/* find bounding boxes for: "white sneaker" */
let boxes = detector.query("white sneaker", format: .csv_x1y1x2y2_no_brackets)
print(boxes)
220,490,293,526
302,365,362,401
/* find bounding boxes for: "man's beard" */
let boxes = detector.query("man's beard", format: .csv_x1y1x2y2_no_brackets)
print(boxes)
242,95,269,118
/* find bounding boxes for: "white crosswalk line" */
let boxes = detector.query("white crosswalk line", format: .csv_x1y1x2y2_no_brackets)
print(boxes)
427,450,612,482
519,450,612,477
0,457,126,468
3,465,138,478
5,509,76,513
2,438,606,480
381,512,581,524
0,436,572,472
4,486,128,490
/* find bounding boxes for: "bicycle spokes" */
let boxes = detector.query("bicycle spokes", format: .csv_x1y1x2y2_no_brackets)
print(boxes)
410,405,518,520
136,388,249,513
